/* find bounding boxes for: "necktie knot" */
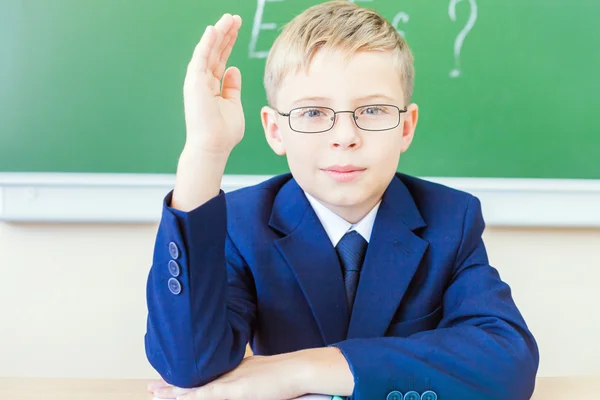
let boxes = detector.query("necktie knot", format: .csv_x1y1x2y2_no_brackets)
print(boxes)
335,230,368,309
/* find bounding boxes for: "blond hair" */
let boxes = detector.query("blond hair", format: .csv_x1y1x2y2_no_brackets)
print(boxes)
263,0,414,107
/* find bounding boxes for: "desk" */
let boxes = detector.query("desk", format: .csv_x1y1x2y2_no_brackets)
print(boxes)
0,377,598,399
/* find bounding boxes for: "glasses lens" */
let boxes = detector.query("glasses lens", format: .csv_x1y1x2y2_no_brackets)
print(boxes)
289,107,335,133
354,105,400,131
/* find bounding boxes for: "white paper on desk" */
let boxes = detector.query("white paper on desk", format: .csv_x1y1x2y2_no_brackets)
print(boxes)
153,396,330,400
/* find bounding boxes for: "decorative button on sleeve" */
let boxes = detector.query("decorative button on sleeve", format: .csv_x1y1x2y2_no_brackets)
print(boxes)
421,391,437,400
386,390,403,400
168,278,182,295
168,241,180,259
168,260,181,277
403,391,420,400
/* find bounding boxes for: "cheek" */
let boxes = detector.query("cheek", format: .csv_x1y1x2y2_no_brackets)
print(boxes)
283,136,321,167
371,137,402,165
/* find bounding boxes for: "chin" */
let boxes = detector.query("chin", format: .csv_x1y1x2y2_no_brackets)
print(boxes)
319,192,366,209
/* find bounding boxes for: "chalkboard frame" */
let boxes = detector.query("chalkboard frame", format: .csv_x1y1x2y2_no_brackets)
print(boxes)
0,173,599,226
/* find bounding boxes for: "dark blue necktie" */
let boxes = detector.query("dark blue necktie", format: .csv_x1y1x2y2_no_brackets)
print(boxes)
335,230,368,310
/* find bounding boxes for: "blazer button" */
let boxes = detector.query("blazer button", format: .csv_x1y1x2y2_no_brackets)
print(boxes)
421,391,437,400
404,391,420,400
168,242,180,259
168,278,182,295
386,391,403,400
168,260,181,277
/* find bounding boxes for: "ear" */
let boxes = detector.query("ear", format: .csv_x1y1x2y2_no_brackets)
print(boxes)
400,103,419,153
261,106,286,156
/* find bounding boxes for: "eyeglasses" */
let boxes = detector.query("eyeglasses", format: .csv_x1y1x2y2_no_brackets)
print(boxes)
275,104,407,134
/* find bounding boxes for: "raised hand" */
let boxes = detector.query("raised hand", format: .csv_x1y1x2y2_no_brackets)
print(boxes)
172,14,245,211
183,14,244,155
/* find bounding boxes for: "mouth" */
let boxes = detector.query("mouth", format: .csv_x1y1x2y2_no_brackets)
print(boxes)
321,165,366,182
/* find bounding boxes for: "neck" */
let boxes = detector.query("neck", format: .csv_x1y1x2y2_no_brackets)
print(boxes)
327,196,381,224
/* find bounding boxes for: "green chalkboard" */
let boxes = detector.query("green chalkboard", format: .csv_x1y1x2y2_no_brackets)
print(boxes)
1,0,599,179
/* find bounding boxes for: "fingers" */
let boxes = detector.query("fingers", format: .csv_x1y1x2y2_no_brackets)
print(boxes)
221,66,242,101
206,14,234,74
177,384,223,400
188,13,237,74
147,379,197,399
213,15,242,79
147,379,169,393
178,391,196,399
153,385,196,399
188,25,217,73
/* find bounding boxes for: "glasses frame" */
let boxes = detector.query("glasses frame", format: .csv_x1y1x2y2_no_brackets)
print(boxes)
275,104,408,134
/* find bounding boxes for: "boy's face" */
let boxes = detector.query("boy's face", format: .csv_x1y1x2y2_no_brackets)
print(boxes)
261,50,418,223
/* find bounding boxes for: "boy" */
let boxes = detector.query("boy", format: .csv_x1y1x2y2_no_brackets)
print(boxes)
145,2,539,399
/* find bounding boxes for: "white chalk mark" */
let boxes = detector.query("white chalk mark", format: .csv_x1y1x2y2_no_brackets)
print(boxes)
249,0,284,59
449,0,477,78
392,12,410,38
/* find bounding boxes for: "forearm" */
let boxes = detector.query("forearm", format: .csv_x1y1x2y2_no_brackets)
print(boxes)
292,347,355,397
332,325,538,400
172,145,230,212
283,327,535,400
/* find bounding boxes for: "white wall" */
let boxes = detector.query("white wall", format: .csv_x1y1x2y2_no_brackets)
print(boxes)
0,222,598,378
482,226,600,376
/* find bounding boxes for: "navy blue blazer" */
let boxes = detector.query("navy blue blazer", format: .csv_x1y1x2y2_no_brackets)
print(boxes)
145,173,539,400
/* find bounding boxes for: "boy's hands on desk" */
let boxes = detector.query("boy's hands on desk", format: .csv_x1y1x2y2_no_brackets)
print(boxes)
149,347,354,400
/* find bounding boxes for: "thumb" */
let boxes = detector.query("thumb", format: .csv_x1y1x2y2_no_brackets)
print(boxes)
221,66,242,102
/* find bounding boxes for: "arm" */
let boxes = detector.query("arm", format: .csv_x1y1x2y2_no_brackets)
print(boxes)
145,13,250,388
326,196,539,400
144,187,256,388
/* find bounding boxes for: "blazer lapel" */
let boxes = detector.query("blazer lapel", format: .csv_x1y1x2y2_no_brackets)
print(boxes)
347,175,429,339
269,178,350,345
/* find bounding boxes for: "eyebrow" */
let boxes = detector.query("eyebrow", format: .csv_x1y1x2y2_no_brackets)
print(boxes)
289,94,397,107
355,94,397,103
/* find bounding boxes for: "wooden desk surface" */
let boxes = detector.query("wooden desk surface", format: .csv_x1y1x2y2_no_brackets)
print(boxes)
0,377,598,399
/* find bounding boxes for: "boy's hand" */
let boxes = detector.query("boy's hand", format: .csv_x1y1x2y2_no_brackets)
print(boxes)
148,348,353,400
148,379,195,398
183,13,245,156
170,13,243,210
150,354,310,400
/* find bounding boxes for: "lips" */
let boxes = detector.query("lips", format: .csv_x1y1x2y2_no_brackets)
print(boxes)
323,165,365,173
321,165,366,182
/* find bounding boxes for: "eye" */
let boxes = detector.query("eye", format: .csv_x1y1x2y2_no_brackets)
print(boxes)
299,108,326,118
361,106,387,115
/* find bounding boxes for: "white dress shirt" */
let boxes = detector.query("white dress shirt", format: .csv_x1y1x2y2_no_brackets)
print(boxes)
304,191,381,247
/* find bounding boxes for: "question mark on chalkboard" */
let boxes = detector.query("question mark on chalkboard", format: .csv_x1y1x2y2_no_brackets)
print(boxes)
449,0,478,78
392,12,409,37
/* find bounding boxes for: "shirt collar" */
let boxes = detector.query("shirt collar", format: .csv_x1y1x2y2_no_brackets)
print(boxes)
304,191,381,247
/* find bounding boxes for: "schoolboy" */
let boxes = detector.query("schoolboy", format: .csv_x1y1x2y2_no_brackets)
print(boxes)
145,2,539,399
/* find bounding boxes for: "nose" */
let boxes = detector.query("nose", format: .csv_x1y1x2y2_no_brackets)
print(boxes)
329,111,361,149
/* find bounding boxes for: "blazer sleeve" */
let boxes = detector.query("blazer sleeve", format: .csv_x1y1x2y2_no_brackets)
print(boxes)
144,190,256,388
332,196,540,400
